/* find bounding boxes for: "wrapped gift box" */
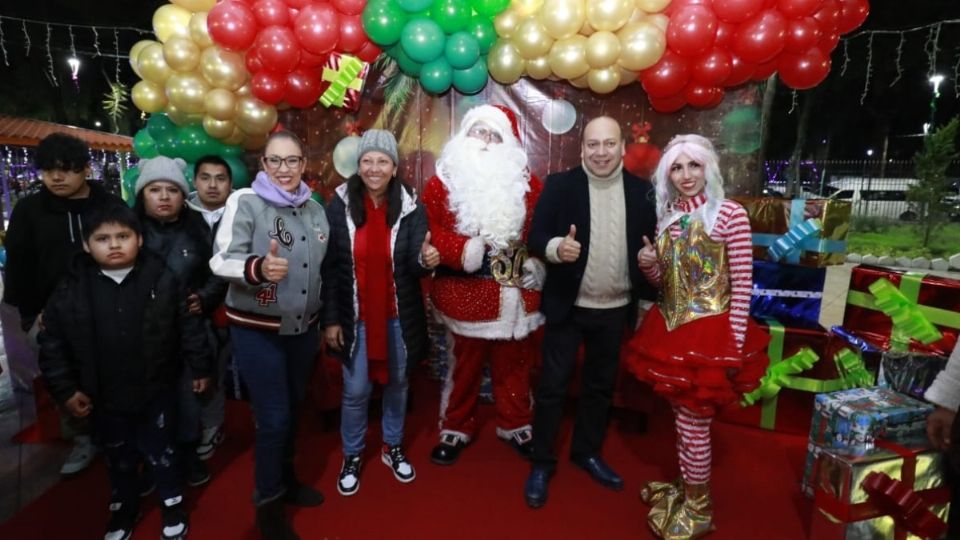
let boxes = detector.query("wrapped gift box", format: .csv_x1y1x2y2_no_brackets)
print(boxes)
843,265,960,356
811,442,950,539
750,260,826,327
731,196,851,267
802,387,933,495
877,352,948,401
717,318,875,435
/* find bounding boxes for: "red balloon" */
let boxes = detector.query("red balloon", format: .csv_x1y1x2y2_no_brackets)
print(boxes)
778,0,824,18
298,49,328,68
283,0,311,7
684,84,723,108
667,5,718,58
641,51,691,98
355,41,383,63
751,58,778,80
207,1,259,52
332,0,367,16
784,16,822,53
288,8,299,20
714,21,736,49
339,14,367,54
778,46,830,89
648,93,687,113
252,70,286,104
731,9,788,64
252,0,290,27
819,31,839,52
812,0,841,35
284,68,323,108
723,54,756,86
705,87,725,107
711,0,765,24
837,0,869,34
295,3,340,56
663,0,706,16
624,142,662,178
691,48,733,86
255,25,301,74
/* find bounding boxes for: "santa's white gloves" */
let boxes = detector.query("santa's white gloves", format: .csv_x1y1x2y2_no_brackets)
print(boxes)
521,258,546,291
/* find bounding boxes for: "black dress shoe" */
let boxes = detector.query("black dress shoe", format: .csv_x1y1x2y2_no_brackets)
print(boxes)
504,430,534,460
430,435,466,465
524,467,551,509
284,481,325,507
572,455,624,491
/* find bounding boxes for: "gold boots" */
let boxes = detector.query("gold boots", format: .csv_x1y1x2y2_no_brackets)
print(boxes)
644,480,715,540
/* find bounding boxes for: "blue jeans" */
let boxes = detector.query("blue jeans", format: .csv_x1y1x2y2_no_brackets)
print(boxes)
341,320,408,456
231,324,317,504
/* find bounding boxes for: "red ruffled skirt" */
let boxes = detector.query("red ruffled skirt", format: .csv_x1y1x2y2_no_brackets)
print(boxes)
625,308,770,415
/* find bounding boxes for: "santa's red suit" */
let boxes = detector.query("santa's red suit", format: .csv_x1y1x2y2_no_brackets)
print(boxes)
421,118,544,448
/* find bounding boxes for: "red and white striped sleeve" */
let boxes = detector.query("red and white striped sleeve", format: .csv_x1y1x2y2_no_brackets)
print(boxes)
719,201,753,349
641,224,663,287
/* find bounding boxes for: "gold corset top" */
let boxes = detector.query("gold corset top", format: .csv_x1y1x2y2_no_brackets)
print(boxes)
657,217,730,331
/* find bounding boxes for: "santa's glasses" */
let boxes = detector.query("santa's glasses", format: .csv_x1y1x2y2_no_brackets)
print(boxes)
467,125,503,144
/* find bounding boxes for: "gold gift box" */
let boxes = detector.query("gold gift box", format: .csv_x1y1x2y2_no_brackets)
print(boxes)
731,197,852,267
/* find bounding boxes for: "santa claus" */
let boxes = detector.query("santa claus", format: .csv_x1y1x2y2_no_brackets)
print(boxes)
422,104,545,465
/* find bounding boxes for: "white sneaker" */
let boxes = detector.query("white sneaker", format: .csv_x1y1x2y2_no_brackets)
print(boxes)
196,425,224,461
61,435,97,475
337,455,362,496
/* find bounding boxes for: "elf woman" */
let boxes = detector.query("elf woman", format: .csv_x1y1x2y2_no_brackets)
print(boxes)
626,134,769,539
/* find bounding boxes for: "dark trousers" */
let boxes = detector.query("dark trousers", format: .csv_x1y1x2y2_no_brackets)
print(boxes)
531,306,629,471
95,394,181,507
231,324,317,504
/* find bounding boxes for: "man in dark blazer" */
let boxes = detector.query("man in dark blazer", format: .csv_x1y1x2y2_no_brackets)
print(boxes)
523,116,657,508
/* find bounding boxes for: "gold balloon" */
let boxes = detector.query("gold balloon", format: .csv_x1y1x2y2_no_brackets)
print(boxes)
513,17,554,59
647,13,669,33
204,88,237,120
586,0,634,32
223,127,246,146
619,66,638,85
538,0,586,40
236,84,252,97
203,116,235,139
585,31,621,69
131,80,167,113
494,10,521,39
163,36,201,72
152,4,192,43
243,133,269,151
547,35,589,80
129,40,154,77
165,72,210,114
637,0,672,14
569,73,589,88
487,40,526,84
588,66,621,93
189,13,214,49
579,19,596,37
172,0,217,13
514,0,545,16
200,47,247,91
235,96,279,136
166,104,204,127
525,56,553,80
138,42,173,84
616,20,665,71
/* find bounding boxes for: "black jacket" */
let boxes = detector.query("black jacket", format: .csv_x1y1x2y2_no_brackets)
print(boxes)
2,182,123,326
528,166,657,326
38,251,212,412
321,183,431,373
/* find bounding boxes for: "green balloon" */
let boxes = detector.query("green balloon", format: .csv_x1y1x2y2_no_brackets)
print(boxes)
420,57,453,94
221,144,244,157
400,18,445,63
155,131,179,157
176,124,212,163
465,16,496,54
395,0,434,13
225,155,251,189
122,166,140,207
310,190,324,204
132,129,159,159
362,0,408,46
452,56,488,94
721,106,762,154
431,0,471,34
444,31,480,69
146,113,176,140
390,44,423,76
468,0,509,17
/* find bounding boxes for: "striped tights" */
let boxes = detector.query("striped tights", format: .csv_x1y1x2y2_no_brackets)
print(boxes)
674,406,713,485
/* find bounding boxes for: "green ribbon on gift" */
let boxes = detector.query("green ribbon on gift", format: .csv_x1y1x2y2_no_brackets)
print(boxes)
833,348,875,388
846,272,955,352
319,56,364,108
742,346,820,406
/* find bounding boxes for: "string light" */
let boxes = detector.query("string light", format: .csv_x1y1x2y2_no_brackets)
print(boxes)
925,23,942,80
859,34,874,105
840,40,850,77
21,20,29,56
113,28,120,83
953,50,960,99
92,26,101,57
44,23,57,87
0,18,8,66
788,89,798,115
889,34,904,87
67,24,80,86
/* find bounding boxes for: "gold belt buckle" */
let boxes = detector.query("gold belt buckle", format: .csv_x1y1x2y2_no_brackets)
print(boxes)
491,245,527,287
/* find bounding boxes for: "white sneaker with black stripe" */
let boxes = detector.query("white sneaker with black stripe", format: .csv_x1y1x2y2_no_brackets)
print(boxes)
337,454,362,496
381,444,416,483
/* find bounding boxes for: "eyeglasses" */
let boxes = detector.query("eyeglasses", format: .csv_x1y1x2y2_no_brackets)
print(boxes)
467,125,503,144
262,155,304,170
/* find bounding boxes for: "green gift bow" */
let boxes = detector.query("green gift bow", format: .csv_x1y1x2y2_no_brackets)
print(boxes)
319,56,364,108
846,272,957,352
833,348,875,388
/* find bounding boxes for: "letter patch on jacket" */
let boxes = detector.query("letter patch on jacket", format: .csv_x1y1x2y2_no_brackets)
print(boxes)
269,217,294,251
256,283,278,306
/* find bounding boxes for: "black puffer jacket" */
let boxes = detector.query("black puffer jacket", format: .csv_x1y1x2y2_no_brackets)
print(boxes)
321,178,431,372
38,251,211,411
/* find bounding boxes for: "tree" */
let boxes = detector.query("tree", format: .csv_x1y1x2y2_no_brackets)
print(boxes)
909,117,959,246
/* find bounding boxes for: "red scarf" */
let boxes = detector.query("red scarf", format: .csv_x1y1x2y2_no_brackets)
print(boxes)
353,195,397,384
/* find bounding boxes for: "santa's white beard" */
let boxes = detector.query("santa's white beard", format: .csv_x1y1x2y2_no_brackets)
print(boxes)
437,136,530,252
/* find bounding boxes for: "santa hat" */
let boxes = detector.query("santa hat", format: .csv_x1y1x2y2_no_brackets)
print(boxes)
460,104,521,143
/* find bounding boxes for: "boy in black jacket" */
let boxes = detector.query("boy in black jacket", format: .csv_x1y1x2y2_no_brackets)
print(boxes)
38,203,211,540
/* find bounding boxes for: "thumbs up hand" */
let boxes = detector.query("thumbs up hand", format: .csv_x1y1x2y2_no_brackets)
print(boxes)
637,235,657,269
420,231,440,269
262,239,289,282
557,224,581,263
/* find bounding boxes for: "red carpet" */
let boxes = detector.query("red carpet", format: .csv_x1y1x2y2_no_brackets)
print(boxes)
0,375,814,539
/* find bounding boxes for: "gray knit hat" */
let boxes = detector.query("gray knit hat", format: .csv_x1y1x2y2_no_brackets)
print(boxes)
135,156,190,195
357,129,399,166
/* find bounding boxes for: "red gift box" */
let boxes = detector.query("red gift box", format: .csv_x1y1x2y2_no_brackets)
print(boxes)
319,52,369,112
843,265,960,357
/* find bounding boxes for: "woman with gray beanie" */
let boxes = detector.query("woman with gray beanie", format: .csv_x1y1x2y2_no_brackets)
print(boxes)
321,129,439,497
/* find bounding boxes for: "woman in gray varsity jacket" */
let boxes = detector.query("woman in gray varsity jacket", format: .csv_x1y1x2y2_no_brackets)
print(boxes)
210,131,328,540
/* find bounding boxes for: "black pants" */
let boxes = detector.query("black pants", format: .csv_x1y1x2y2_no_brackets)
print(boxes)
531,306,629,471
